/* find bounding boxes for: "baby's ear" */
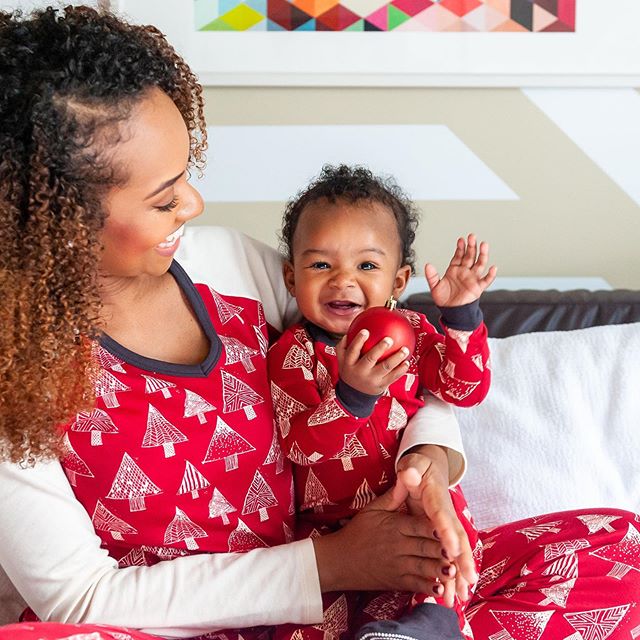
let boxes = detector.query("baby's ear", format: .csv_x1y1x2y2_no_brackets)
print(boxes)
392,264,412,299
283,261,296,296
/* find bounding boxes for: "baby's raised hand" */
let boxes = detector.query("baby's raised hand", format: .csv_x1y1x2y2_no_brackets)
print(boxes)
336,330,410,396
425,233,496,308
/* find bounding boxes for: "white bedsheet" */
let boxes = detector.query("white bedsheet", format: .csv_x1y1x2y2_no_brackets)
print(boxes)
457,322,640,530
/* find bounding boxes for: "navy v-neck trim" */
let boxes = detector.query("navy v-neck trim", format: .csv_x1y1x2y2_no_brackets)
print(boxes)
99,260,222,378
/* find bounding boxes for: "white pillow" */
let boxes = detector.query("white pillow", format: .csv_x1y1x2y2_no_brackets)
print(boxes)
456,322,640,531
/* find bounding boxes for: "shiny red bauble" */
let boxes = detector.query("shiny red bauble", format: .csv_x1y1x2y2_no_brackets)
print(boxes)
346,301,416,362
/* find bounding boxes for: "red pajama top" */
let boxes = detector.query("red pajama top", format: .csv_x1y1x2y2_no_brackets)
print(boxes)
267,306,491,527
61,261,294,567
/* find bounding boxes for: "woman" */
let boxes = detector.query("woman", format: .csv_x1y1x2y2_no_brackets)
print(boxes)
0,6,638,640
0,5,471,638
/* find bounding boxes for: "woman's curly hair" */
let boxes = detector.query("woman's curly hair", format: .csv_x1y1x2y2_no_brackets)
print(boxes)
0,5,206,463
280,164,421,273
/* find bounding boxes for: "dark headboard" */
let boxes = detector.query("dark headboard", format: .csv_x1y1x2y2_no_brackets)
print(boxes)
403,289,640,338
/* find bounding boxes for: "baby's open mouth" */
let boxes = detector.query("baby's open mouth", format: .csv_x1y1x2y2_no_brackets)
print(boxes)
327,301,361,311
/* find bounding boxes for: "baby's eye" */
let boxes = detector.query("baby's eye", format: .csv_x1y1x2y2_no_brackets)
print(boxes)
310,262,330,270
359,262,378,271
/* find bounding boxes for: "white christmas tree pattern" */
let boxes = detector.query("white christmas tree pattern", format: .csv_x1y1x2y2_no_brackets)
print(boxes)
220,335,259,373
350,478,376,511
270,381,308,438
142,374,177,399
589,522,640,579
209,287,245,325
94,368,130,408
543,538,591,562
106,452,162,512
72,408,118,446
316,360,333,397
438,360,480,402
164,506,208,550
91,499,137,541
292,326,314,354
563,604,630,640
362,591,408,620
283,521,294,543
515,520,563,542
490,610,553,640
288,442,323,465
500,581,527,600
140,544,188,560
221,370,263,420
577,514,621,534
177,460,211,498
476,557,511,593
331,433,367,471
288,475,295,516
539,578,576,607
387,397,407,431
253,324,269,358
263,427,285,474
378,442,391,459
142,404,187,458
208,487,237,524
118,547,149,568
183,388,216,424
471,353,484,371
93,344,126,373
542,553,578,580
110,633,137,640
314,593,349,639
228,518,267,552
443,327,473,353
242,470,278,521
202,415,256,471
61,433,94,486
324,345,336,356
308,391,348,426
404,372,416,392
283,344,314,380
302,468,336,513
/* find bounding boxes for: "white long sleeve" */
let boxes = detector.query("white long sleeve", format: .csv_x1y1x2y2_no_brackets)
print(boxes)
0,460,322,637
396,395,467,487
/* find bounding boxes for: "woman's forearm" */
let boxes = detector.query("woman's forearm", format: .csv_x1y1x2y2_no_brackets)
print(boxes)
0,460,323,636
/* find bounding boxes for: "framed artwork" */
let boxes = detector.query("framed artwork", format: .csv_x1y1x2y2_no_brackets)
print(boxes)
114,0,640,86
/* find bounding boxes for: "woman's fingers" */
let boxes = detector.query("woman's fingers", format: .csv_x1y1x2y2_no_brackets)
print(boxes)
315,488,454,593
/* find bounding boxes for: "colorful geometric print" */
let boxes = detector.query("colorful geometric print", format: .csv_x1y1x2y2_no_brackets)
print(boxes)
195,0,576,32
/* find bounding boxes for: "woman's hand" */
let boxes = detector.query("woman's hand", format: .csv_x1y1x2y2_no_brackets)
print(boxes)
396,444,477,606
312,484,451,595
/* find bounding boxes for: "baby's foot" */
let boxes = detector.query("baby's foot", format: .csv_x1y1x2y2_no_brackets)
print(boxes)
355,603,463,640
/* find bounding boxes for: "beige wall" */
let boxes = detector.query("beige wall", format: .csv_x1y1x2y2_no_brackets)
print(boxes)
197,87,640,289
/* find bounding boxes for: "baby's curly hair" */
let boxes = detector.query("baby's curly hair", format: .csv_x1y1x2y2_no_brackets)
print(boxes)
0,5,206,463
280,164,420,273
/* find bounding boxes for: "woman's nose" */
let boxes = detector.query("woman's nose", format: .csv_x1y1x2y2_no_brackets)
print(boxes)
179,183,204,222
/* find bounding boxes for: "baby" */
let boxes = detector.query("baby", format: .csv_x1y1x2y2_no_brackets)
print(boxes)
268,164,495,640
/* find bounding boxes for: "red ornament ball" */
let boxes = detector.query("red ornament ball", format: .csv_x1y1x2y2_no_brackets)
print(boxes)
346,306,416,362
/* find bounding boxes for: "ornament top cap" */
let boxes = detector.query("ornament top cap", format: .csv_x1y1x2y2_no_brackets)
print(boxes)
384,296,398,311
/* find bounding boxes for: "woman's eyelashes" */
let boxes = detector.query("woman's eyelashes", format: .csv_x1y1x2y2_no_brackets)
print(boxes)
155,197,178,212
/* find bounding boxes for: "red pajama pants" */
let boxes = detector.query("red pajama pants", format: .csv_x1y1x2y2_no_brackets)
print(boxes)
3,508,639,640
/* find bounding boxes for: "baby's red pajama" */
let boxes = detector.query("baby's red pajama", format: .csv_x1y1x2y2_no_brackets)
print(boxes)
268,304,491,639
